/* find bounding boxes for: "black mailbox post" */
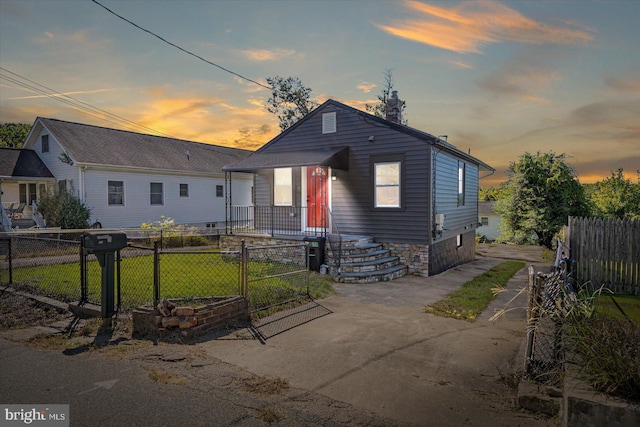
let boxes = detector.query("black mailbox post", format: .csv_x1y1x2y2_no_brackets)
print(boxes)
83,231,128,318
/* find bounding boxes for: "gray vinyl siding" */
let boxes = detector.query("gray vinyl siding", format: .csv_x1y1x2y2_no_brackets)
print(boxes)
256,104,432,244
432,150,479,243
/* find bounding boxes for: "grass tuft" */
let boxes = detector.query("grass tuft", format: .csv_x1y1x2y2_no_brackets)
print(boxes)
425,260,525,322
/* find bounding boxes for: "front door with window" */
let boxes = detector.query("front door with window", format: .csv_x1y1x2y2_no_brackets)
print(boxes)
306,166,328,228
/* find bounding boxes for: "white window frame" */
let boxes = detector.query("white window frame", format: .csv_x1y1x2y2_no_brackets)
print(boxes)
273,168,293,206
108,180,124,206
374,161,401,208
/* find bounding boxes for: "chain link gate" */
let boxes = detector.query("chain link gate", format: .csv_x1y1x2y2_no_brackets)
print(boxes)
241,241,331,340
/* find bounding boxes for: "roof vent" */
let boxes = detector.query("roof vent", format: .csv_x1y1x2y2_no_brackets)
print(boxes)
322,112,336,134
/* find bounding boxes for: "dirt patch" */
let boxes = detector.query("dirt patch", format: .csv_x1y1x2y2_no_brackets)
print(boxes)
0,290,71,329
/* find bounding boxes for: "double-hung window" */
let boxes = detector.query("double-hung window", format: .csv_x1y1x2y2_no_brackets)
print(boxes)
108,181,124,206
373,156,403,209
273,168,293,206
150,182,163,205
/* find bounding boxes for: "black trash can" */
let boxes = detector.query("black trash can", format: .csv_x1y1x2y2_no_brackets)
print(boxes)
304,236,326,272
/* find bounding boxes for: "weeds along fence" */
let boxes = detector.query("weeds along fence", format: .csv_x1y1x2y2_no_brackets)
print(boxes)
524,264,576,385
566,216,640,295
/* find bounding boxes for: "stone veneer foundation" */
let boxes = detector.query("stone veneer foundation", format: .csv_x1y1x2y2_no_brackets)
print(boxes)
380,242,430,277
132,296,248,340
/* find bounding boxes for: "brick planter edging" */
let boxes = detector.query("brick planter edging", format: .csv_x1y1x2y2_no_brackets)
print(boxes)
132,296,248,341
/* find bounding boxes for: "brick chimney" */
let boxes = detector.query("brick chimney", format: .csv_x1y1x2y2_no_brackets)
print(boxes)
386,90,402,124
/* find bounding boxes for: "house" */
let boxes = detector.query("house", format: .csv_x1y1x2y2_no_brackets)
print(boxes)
223,97,494,280
0,147,56,231
476,201,501,242
4,117,254,229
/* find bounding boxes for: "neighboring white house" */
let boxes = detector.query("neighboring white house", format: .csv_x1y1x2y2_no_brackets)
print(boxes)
20,117,253,229
477,201,501,242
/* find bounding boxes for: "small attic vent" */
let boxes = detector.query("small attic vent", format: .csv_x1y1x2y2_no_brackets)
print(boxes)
322,112,336,134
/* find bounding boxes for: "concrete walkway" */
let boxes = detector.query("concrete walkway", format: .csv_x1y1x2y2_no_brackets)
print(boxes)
199,245,555,426
0,244,555,426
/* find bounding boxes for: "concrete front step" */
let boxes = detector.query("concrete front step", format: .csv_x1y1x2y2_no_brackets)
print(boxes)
336,264,408,283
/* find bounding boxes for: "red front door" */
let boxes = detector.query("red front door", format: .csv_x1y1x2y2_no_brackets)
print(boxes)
306,166,328,228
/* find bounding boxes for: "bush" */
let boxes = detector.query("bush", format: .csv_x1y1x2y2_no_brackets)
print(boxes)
38,185,91,229
141,216,211,248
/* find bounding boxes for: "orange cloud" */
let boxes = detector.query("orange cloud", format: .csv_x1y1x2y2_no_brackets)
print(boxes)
378,0,594,54
357,82,377,93
241,48,298,61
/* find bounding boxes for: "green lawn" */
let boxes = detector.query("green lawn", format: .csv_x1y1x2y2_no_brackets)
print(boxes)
595,294,640,323
11,251,331,309
425,260,526,322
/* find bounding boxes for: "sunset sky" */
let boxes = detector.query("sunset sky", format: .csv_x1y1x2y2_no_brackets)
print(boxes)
1,0,638,186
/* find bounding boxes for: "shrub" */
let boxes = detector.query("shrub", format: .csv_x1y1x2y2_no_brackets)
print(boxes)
38,185,90,229
141,216,210,248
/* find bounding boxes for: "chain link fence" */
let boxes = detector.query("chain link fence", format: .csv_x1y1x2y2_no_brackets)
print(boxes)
524,262,576,385
154,247,241,306
2,235,317,333
242,243,309,316
1,236,82,303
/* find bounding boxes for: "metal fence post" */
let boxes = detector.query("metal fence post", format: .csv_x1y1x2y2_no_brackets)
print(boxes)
116,249,122,312
241,239,247,299
153,240,160,307
8,238,13,285
80,236,87,302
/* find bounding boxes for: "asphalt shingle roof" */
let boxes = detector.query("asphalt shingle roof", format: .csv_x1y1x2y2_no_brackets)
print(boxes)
0,147,54,178
38,118,252,174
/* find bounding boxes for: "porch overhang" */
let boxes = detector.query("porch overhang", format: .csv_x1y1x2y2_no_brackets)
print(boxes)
223,146,349,173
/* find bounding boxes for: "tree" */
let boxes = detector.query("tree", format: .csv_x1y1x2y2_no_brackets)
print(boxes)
495,151,590,249
0,123,31,148
265,76,317,131
589,168,640,219
365,69,407,125
479,185,508,201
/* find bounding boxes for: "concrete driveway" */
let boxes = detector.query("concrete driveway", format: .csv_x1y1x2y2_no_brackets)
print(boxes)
200,245,555,426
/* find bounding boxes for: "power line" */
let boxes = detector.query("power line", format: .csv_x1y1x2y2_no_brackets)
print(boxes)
91,0,272,90
0,66,175,137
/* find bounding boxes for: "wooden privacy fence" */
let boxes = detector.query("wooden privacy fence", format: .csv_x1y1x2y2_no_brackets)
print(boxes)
566,217,640,295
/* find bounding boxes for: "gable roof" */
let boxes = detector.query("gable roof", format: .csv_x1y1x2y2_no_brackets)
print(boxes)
225,99,494,173
27,118,252,175
0,147,54,179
